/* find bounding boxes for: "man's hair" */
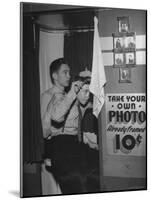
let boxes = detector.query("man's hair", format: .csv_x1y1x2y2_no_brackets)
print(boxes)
49,58,68,84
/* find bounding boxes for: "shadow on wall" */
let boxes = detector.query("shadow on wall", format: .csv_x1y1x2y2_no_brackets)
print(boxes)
9,190,20,197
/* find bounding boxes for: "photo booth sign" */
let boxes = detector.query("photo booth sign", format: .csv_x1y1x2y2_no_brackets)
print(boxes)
106,94,146,156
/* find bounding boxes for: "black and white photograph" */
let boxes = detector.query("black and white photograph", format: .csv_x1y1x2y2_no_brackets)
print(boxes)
126,52,136,65
125,34,136,50
115,37,123,49
20,2,147,198
119,68,131,83
113,36,124,51
114,53,124,66
118,16,130,33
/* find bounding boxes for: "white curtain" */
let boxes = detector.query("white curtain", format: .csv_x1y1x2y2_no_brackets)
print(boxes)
39,30,64,94
39,30,64,195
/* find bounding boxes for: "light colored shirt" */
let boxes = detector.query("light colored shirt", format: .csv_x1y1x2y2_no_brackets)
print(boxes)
40,85,78,138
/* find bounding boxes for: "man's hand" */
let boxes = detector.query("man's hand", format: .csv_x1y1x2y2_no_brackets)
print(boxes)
44,158,52,166
71,81,83,95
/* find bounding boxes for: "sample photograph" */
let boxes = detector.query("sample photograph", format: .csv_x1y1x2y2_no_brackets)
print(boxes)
125,35,136,50
114,53,124,66
126,52,135,65
20,2,147,198
119,68,131,83
118,16,130,33
114,37,124,50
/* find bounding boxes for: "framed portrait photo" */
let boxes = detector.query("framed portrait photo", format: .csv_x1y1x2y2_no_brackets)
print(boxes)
125,33,136,51
117,16,130,33
113,34,124,52
119,68,131,83
125,52,136,66
114,53,125,67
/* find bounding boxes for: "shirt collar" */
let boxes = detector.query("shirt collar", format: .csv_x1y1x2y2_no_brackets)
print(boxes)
53,85,65,94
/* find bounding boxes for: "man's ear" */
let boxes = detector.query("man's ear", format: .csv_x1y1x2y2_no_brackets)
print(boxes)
52,72,57,82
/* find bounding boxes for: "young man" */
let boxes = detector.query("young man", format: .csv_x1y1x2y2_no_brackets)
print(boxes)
41,58,79,139
74,76,100,193
41,58,98,194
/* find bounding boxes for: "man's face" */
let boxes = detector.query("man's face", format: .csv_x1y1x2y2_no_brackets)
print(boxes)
77,84,90,106
54,64,71,87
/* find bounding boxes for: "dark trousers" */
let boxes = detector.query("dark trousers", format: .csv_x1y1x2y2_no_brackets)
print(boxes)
44,135,100,194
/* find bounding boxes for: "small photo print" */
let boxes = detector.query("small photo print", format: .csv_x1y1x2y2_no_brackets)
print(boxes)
118,16,130,33
115,53,124,66
126,52,135,65
125,36,136,49
114,37,124,50
119,68,131,83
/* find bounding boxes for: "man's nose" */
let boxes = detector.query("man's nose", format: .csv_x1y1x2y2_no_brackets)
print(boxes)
67,73,71,79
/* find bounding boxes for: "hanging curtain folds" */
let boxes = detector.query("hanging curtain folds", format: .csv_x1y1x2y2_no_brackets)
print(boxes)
23,16,44,163
64,30,93,76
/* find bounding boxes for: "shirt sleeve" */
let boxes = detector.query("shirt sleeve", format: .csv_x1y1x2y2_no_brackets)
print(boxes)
50,90,77,123
40,92,53,138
